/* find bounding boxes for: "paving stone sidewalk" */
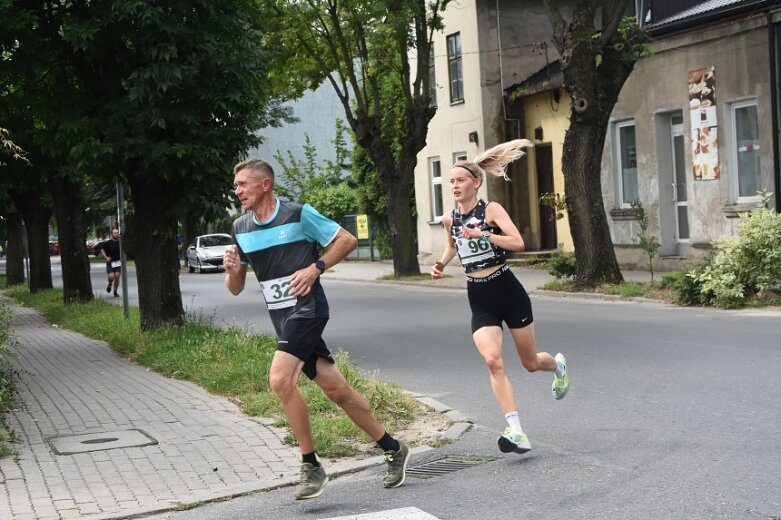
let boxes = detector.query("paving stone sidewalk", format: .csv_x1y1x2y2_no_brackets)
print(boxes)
0,303,304,520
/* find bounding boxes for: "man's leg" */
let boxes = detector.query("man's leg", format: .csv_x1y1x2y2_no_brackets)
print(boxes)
269,350,313,452
313,358,410,488
269,350,330,500
312,357,384,439
113,270,121,296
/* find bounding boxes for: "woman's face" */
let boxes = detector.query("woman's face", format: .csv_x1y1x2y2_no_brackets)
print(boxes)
450,166,480,203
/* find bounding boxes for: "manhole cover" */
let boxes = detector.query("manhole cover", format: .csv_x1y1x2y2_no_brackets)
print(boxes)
48,429,157,455
406,455,495,479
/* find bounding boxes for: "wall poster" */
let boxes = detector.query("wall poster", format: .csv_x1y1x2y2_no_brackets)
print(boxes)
688,66,719,180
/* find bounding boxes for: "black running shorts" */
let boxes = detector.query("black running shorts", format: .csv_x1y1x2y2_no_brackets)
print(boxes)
467,267,534,333
276,318,335,380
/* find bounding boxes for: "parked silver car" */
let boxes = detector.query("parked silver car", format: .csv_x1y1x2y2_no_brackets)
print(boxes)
185,233,233,273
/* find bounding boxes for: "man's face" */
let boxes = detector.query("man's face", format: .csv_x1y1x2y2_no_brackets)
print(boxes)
111,229,119,240
233,168,268,212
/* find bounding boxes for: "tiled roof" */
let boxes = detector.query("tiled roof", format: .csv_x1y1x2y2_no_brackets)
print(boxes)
647,0,770,30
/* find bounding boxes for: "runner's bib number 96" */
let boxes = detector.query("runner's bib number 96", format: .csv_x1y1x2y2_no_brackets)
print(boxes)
259,275,297,310
455,237,496,264
110,260,121,268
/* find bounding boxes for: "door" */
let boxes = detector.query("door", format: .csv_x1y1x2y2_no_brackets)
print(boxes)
671,116,689,254
535,145,558,250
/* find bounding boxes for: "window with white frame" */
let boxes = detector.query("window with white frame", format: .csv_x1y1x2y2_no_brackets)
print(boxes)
616,120,638,206
430,157,443,221
446,33,463,103
428,47,437,107
731,100,761,201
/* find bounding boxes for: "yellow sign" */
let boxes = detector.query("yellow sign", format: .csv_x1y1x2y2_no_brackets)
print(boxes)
356,214,369,239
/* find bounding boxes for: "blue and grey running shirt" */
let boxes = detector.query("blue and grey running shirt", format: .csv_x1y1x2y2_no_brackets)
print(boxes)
231,198,339,319
450,199,507,273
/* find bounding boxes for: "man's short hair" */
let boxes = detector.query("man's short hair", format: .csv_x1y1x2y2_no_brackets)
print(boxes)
233,158,275,181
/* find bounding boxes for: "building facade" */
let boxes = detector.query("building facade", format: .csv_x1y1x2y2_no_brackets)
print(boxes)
413,0,574,265
415,0,780,271
604,0,780,269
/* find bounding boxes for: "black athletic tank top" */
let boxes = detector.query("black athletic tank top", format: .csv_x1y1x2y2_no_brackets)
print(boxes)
450,200,507,273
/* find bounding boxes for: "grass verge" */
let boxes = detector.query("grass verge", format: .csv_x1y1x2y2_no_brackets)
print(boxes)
1,284,440,458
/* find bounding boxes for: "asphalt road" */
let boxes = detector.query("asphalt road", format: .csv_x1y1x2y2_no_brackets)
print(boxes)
44,260,781,519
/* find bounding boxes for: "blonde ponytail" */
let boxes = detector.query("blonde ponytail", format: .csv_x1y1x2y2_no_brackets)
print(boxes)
472,139,534,181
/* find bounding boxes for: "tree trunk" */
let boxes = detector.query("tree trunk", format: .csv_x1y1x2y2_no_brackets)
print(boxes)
10,191,53,292
49,175,94,303
562,120,624,287
127,175,184,330
374,150,420,277
4,210,26,287
545,1,646,288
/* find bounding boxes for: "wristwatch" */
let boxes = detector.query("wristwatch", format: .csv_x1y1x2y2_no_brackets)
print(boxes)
482,230,492,240
315,259,326,274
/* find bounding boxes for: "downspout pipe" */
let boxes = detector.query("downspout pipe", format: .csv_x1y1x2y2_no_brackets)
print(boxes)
769,12,781,211
496,0,521,138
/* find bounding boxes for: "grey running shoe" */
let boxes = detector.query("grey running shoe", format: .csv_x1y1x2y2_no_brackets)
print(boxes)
552,353,570,400
383,441,410,488
293,463,327,500
497,427,531,454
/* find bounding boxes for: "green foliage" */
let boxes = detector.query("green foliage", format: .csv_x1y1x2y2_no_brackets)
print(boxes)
305,183,359,223
548,251,576,280
617,17,653,64
274,119,359,222
687,192,781,308
539,192,568,221
0,300,20,458
630,200,660,284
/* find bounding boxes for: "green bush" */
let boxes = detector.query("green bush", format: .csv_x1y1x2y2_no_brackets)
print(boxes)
688,193,781,308
1,300,20,458
669,266,707,305
548,251,576,280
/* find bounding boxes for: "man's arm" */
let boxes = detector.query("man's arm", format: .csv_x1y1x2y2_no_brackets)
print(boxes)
288,227,357,297
223,245,248,295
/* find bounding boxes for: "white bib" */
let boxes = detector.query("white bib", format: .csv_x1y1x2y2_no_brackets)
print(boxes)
110,260,121,268
259,275,297,310
455,237,496,264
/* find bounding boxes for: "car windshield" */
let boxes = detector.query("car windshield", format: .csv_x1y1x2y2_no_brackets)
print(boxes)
200,235,232,247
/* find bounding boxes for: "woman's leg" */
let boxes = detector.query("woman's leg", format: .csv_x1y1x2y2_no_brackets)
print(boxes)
508,324,556,373
472,326,517,413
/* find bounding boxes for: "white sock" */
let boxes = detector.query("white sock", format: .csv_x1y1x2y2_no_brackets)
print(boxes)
555,358,566,377
504,411,523,431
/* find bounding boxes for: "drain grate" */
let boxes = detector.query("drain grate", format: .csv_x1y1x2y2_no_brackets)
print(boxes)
406,455,495,479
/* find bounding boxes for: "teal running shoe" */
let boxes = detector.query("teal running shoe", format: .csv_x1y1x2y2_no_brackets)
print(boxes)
497,427,531,454
552,352,570,400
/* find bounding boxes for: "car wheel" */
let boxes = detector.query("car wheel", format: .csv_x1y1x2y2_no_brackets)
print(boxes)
187,258,194,273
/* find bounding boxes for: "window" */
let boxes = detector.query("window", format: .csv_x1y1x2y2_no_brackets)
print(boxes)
428,47,437,107
731,100,761,201
616,121,638,206
430,157,443,221
446,33,463,103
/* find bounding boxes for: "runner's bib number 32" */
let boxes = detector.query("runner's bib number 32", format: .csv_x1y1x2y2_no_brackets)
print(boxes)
259,275,297,310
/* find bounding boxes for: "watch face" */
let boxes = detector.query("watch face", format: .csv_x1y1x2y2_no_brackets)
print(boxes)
316,260,326,272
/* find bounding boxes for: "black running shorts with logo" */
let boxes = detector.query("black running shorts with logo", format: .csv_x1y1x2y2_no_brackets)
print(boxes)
276,318,336,380
467,267,534,333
